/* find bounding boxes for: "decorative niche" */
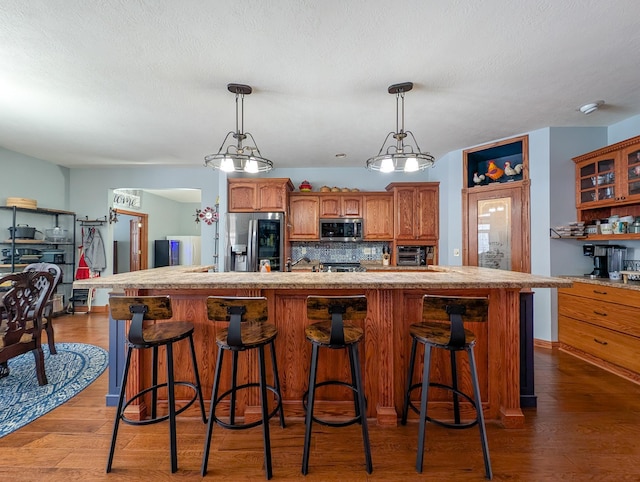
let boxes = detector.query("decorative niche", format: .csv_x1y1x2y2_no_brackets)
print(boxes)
463,135,529,189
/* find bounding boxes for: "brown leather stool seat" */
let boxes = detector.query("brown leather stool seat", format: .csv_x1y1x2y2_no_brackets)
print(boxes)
201,296,285,480
302,295,372,475
107,296,207,474
401,295,492,479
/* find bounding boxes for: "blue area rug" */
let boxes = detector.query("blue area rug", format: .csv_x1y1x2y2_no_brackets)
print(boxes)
0,342,108,438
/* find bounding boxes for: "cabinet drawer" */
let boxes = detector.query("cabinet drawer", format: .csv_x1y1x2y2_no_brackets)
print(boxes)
559,316,640,373
558,293,640,337
559,281,640,309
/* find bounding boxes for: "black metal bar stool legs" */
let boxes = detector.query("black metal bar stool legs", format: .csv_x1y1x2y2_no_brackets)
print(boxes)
401,295,493,479
106,296,207,474
201,297,285,480
302,295,372,475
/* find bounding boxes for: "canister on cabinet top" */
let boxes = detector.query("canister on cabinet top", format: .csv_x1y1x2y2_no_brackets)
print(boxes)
630,218,640,234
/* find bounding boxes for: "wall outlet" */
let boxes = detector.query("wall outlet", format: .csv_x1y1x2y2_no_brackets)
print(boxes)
453,248,460,257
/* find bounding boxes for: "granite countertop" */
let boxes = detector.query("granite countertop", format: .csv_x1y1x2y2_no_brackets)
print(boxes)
73,265,571,291
561,275,640,291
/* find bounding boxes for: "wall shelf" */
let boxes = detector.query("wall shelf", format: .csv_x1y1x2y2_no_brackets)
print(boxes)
77,216,107,226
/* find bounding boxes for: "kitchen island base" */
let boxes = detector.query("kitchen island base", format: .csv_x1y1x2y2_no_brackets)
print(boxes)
107,285,529,428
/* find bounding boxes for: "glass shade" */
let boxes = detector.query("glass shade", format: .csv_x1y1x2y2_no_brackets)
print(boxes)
404,157,419,172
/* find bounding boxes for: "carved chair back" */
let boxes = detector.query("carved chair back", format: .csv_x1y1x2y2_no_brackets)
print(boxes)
0,271,54,384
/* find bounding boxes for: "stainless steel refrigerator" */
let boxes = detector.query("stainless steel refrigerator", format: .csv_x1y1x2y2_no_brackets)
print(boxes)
225,212,285,272
154,239,180,267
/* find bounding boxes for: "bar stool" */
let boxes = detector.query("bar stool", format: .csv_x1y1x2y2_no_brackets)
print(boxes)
107,296,207,473
201,296,285,480
401,294,492,479
302,295,372,475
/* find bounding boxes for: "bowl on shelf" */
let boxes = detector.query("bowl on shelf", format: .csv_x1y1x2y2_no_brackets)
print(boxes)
45,228,69,242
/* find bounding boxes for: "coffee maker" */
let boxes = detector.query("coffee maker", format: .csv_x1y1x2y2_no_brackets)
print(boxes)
583,243,626,278
583,243,610,278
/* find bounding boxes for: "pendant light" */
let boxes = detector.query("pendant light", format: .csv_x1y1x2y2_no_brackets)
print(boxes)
366,82,435,173
204,83,273,173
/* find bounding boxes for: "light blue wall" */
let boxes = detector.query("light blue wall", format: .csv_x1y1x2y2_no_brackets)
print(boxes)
609,114,640,144
0,148,70,210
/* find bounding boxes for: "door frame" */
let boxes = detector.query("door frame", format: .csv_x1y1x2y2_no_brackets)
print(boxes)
111,208,148,271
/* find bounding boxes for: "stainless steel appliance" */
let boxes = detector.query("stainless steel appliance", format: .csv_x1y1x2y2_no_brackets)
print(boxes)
321,262,367,272
607,245,627,280
583,243,626,278
319,218,363,242
154,239,179,267
397,245,430,266
226,212,285,272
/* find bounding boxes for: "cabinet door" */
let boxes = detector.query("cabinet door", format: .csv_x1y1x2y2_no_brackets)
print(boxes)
394,186,418,240
363,194,393,240
228,182,257,212
465,183,530,273
289,195,319,240
319,196,340,217
575,155,617,208
619,144,640,203
416,186,439,240
257,182,288,211
341,195,362,217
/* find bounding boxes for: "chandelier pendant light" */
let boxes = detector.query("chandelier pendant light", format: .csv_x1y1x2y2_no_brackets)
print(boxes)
204,83,273,173
366,82,435,173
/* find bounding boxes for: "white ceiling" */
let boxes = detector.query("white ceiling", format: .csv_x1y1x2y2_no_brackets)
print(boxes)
1,1,640,171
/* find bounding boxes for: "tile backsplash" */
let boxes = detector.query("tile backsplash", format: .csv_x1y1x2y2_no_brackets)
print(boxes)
291,241,389,264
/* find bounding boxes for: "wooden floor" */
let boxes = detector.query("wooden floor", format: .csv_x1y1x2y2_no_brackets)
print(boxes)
2,312,640,481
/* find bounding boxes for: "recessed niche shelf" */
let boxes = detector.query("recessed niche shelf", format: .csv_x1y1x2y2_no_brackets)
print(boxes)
463,135,529,189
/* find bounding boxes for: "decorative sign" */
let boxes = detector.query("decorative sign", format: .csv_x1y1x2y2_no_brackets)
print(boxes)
113,189,142,210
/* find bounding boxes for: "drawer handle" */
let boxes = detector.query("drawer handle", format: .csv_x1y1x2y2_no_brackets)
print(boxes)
593,290,608,295
593,310,608,317
593,338,608,346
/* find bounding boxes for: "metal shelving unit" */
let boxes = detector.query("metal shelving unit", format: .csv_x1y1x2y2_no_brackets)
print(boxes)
0,205,76,307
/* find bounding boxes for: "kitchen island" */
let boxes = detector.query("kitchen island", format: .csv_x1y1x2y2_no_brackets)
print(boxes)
74,265,571,428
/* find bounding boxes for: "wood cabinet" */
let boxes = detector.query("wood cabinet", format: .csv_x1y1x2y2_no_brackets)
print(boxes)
228,178,293,212
288,194,319,240
559,281,640,384
386,182,439,242
462,135,531,273
362,193,393,240
573,135,640,226
319,193,362,218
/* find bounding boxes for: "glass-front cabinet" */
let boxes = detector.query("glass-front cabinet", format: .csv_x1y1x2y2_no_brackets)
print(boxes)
622,144,640,201
576,154,616,206
574,135,640,211
462,135,530,273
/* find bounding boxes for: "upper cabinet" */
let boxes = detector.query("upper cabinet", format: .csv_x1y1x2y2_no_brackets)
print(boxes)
288,194,319,240
319,193,362,218
228,178,293,212
574,135,640,212
386,182,439,242
362,193,393,240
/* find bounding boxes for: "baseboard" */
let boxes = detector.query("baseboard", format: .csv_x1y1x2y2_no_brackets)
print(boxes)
533,338,556,350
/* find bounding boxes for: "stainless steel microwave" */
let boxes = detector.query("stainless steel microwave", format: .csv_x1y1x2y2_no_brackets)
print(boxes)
320,218,363,242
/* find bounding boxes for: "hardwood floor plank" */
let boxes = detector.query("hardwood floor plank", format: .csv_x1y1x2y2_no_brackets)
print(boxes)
1,312,640,480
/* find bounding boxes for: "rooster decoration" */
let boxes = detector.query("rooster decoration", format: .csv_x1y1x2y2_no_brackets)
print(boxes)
504,161,524,177
485,160,504,181
473,172,485,185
